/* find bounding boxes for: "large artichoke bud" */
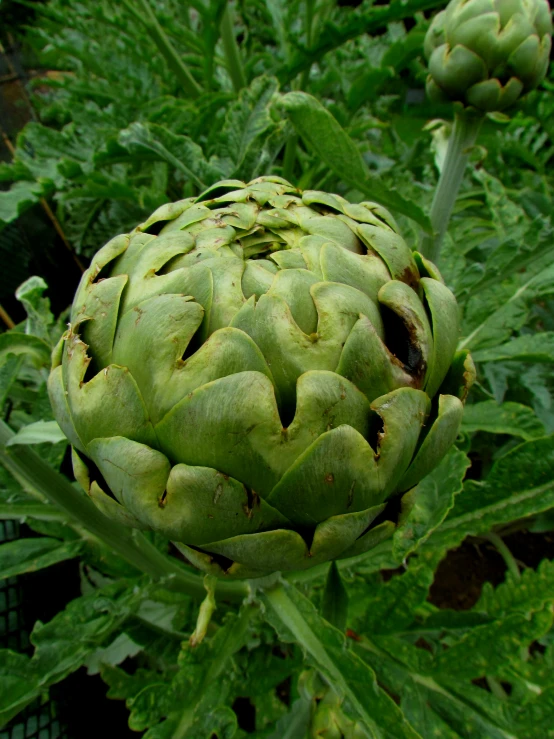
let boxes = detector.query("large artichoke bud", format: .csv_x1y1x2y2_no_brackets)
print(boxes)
48,177,473,579
424,0,553,111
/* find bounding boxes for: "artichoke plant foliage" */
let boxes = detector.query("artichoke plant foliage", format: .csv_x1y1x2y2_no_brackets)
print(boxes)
424,0,553,111
48,177,474,579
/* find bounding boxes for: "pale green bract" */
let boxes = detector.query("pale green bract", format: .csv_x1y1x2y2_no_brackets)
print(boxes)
48,177,473,579
424,0,553,111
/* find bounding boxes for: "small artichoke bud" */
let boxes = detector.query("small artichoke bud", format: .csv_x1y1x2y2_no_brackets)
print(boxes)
424,0,553,111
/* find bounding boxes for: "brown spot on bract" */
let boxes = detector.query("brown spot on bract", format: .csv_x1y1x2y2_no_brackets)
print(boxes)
213,483,223,505
325,473,334,484
399,265,419,290
242,503,254,519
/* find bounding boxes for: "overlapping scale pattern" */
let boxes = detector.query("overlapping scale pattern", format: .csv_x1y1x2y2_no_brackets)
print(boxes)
424,0,552,111
49,177,474,578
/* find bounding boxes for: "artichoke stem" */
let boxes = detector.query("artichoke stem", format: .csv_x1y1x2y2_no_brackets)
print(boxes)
220,4,247,93
281,0,313,184
283,132,300,182
422,108,484,264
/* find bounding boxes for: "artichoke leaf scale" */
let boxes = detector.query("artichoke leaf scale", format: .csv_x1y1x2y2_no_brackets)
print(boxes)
47,366,86,453
197,503,385,574
158,203,213,234
154,370,285,496
61,333,157,449
398,394,464,492
420,277,460,397
76,273,128,370
357,224,419,287
336,315,417,402
70,233,130,325
319,242,390,303
136,197,196,234
108,232,157,279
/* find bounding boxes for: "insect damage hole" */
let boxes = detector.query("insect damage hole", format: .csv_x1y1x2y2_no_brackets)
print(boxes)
380,304,424,379
367,412,385,456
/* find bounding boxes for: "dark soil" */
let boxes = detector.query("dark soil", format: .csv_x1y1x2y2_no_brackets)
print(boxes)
429,530,554,610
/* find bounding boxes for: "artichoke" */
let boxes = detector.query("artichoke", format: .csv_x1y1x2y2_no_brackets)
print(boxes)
424,0,553,111
48,177,473,579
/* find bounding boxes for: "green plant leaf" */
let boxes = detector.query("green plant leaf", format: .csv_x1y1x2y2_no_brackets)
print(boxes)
460,263,554,353
279,91,431,229
349,566,434,636
0,580,144,725
475,559,554,618
0,503,68,521
15,276,55,344
393,449,470,561
352,559,554,739
0,332,52,368
276,0,445,84
0,181,47,229
267,696,312,739
262,581,422,738
321,562,349,632
432,609,553,681
85,633,143,676
462,401,545,440
218,75,286,181
423,435,554,555
6,421,67,446
0,537,83,580
472,333,554,363
116,122,221,190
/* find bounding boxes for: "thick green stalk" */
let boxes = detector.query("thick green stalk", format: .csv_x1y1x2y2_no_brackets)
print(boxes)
0,503,67,521
282,64,312,182
220,4,246,92
0,420,247,601
283,133,300,182
421,108,484,263
128,0,202,98
281,0,315,182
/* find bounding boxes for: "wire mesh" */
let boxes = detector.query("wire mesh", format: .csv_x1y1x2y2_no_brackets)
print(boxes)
0,520,69,739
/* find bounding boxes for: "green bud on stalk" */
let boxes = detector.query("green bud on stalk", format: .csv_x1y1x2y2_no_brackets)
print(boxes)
425,0,553,111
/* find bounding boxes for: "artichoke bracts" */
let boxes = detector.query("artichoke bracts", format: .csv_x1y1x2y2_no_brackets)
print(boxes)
48,177,473,579
424,0,553,111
